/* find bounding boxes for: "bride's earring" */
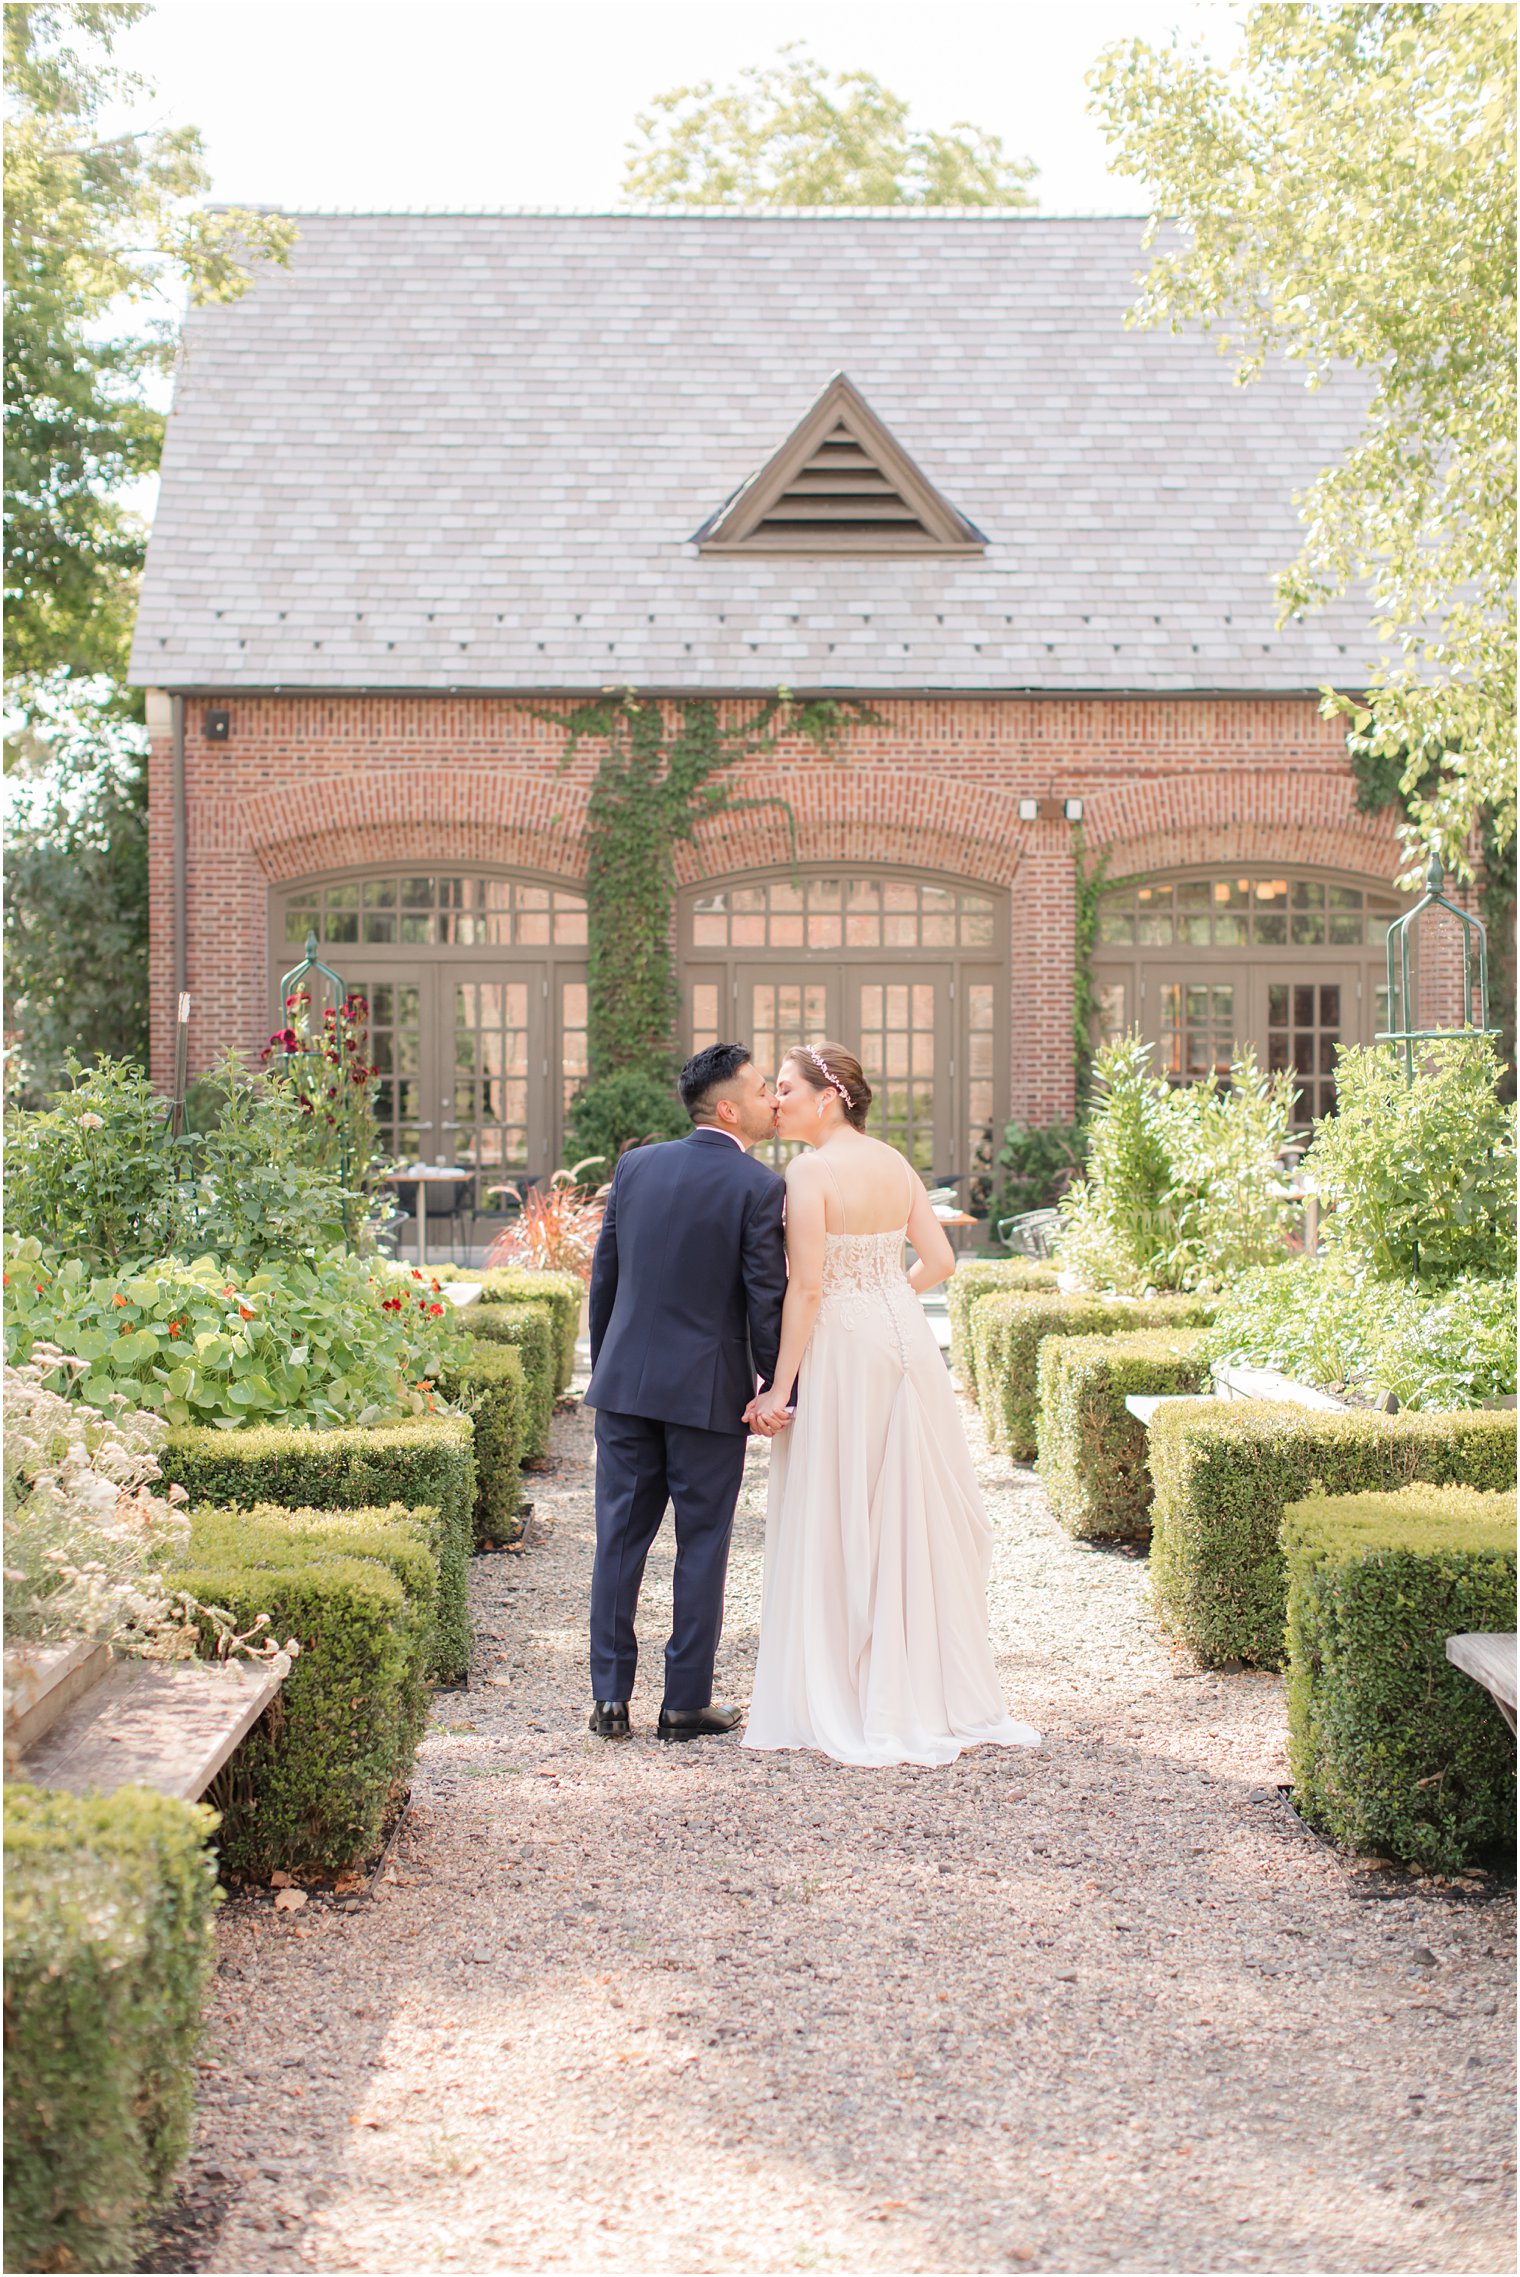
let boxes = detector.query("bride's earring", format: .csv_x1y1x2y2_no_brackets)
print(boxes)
816,1100,825,1121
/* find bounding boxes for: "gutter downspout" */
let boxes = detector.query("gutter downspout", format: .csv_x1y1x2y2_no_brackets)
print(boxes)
171,693,187,1005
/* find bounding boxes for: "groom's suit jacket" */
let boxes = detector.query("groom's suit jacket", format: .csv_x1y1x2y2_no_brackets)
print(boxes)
585,1128,787,1435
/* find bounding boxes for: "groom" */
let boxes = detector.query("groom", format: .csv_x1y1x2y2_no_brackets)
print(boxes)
583,1043,788,1741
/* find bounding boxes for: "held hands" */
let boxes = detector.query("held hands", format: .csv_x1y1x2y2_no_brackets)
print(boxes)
744,1384,795,1438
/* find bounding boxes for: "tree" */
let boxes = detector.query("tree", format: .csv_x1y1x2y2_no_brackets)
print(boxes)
1090,3,1515,877
4,2,295,687
4,683,148,1100
624,42,1037,209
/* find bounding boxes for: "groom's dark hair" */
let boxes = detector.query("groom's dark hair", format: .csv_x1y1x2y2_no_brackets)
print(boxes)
679,1042,752,1122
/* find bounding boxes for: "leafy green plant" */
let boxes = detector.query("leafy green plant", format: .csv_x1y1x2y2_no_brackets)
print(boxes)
4,1783,221,2274
4,1244,467,1431
1284,1485,1516,1872
1055,1032,1297,1292
181,1051,361,1264
987,1117,1087,1227
944,1256,1060,1401
3,1054,181,1266
4,1050,368,1273
970,1287,1214,1463
566,1068,688,1161
1201,1259,1516,1411
1305,1035,1516,1285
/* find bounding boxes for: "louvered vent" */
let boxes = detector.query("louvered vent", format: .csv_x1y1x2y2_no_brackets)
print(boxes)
749,420,939,548
696,373,984,556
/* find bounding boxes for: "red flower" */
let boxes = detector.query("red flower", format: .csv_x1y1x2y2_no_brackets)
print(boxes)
427,1302,445,1317
112,1292,129,1307
238,1304,256,1321
168,1321,182,1338
430,1279,441,1294
381,1295,404,1313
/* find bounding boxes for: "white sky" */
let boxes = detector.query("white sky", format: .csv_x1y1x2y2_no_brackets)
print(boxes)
111,0,1243,215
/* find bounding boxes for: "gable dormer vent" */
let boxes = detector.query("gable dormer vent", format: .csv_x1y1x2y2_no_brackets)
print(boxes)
694,373,984,557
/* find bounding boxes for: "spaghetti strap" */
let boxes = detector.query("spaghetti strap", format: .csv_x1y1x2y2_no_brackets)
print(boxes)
817,1150,849,1235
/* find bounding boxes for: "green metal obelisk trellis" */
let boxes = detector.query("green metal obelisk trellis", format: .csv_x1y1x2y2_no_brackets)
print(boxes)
279,929,354,1248
1377,849,1500,1081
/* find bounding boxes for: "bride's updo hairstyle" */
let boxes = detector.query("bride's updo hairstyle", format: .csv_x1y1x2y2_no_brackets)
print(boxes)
785,1040,872,1133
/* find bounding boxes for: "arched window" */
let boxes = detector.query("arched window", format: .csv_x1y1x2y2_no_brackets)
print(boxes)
680,867,1008,1192
271,869,587,1176
1091,868,1403,1123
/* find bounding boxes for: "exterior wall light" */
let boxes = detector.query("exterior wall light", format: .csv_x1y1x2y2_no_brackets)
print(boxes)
1018,797,1040,821
203,708,230,741
1063,798,1084,822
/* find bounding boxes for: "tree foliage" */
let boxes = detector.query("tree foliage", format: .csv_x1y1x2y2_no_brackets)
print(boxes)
4,2,295,685
624,42,1037,209
4,684,149,1100
1090,3,1516,874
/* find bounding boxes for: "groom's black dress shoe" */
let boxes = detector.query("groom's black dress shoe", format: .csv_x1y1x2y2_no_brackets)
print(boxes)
657,1703,743,1742
588,1700,630,1739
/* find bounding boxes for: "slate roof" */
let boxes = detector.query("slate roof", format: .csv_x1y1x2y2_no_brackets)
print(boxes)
130,211,1377,695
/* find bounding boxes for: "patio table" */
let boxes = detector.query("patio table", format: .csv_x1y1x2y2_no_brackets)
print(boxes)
383,1165,474,1270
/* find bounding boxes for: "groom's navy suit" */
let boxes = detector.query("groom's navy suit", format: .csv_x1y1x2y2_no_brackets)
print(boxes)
585,1127,786,1709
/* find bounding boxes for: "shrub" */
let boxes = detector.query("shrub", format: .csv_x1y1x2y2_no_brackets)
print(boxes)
566,1068,687,1163
5,1243,468,1431
1147,1402,1518,1669
458,1302,556,1459
161,1414,475,1680
3,1054,180,1268
1201,1259,1517,1409
171,1505,435,1877
467,1268,581,1393
179,1050,359,1262
987,1116,1087,1224
439,1339,527,1545
1036,1328,1211,1541
946,1257,1060,1400
972,1290,1214,1462
1284,1485,1516,1872
1055,1032,1297,1293
261,985,386,1198
4,1782,220,2273
1306,1035,1516,1286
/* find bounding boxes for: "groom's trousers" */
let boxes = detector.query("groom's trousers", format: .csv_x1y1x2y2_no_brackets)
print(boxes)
590,1407,748,1710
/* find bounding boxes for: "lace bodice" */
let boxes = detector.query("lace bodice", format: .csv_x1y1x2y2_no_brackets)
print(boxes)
820,1226,910,1299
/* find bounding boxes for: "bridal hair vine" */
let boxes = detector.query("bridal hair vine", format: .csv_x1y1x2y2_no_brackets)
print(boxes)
803,1044,853,1109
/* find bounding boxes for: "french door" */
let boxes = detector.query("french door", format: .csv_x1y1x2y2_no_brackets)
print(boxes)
323,964,586,1178
690,959,966,1184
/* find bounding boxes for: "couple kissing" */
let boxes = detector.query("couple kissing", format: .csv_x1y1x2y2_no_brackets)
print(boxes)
584,1040,1040,1769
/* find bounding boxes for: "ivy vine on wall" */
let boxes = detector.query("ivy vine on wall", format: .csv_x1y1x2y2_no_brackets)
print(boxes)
535,692,879,1084
1070,826,1110,1117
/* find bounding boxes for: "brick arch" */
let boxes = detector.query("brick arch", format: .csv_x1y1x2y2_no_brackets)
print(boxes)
1081,770,1402,886
676,768,1028,887
240,770,590,886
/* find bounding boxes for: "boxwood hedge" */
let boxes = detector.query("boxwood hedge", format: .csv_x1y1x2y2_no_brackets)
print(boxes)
161,1413,474,1679
946,1257,1060,1402
972,1290,1213,1463
1036,1328,1211,1541
436,1265,581,1394
4,1782,220,2273
458,1302,555,1462
171,1503,437,1877
439,1338,527,1545
1284,1484,1516,1872
1148,1402,1518,1670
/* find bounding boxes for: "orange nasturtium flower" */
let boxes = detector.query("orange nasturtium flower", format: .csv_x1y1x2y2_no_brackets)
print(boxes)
112,1292,129,1307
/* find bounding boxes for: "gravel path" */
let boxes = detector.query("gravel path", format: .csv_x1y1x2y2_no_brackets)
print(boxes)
146,1367,1515,2276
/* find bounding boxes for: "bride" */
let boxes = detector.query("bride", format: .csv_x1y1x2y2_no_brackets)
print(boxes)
740,1041,1040,1769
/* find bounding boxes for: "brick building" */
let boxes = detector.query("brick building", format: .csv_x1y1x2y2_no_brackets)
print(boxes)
131,211,1450,1197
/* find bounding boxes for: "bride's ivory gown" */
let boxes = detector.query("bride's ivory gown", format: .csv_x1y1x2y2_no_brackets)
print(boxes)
743,1174,1041,1769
